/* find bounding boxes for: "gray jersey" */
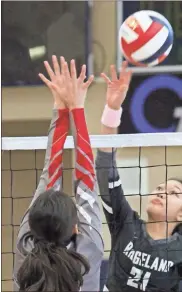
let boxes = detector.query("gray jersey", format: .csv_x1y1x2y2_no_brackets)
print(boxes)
13,108,104,291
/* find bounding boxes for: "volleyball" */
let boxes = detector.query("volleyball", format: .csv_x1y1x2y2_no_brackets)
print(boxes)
119,10,174,67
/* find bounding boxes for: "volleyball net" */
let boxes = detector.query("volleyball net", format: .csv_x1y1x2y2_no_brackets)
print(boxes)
2,133,182,291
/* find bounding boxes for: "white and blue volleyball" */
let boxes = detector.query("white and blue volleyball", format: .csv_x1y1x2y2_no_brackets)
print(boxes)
119,10,174,67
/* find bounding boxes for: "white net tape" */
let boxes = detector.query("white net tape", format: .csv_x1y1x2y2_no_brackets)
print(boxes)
2,133,182,150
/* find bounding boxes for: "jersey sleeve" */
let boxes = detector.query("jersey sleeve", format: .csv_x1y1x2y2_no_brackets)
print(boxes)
96,149,133,235
70,108,104,251
17,108,70,242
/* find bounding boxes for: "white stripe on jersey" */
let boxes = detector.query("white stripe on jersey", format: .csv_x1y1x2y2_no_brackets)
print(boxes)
77,186,95,208
102,199,113,214
109,179,121,189
103,285,109,291
76,204,92,229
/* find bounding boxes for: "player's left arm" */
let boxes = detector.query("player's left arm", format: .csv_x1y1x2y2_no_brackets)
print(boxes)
63,60,103,248
71,107,105,291
63,60,103,291
71,108,103,245
97,62,133,235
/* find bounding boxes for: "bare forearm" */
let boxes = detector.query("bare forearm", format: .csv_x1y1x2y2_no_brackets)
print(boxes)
100,124,118,153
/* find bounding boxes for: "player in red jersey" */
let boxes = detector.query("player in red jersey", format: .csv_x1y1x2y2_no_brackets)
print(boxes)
13,56,104,292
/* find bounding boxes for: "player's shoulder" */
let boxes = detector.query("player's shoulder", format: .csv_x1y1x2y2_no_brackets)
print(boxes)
163,232,182,260
169,232,182,242
125,210,142,224
170,232,182,246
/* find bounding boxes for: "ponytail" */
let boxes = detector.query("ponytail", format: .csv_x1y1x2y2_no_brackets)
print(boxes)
17,240,90,292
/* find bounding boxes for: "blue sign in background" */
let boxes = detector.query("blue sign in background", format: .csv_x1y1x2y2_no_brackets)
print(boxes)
119,73,182,134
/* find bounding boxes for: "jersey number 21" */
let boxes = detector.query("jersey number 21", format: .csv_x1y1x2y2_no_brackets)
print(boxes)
127,266,151,291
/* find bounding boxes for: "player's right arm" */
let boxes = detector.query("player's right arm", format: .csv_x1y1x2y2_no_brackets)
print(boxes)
96,62,133,235
13,56,69,290
17,56,69,244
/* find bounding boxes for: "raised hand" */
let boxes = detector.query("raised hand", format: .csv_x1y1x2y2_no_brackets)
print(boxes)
38,55,66,109
101,61,132,110
62,59,94,110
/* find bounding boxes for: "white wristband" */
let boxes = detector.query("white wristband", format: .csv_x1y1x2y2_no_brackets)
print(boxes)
101,104,123,128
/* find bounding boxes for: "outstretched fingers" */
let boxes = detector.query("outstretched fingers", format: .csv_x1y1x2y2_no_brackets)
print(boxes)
52,55,60,76
126,70,132,84
119,61,132,85
39,73,59,91
38,73,52,87
70,59,77,81
119,61,129,79
100,72,111,85
122,61,128,71
78,64,86,84
44,61,55,81
110,65,118,81
60,56,65,74
63,61,71,81
82,75,94,89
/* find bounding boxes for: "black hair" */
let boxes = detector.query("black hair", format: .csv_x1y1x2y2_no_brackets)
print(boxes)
168,178,182,236
173,223,182,235
17,189,90,292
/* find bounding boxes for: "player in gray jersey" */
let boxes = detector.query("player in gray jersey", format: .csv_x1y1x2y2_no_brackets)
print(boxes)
96,62,182,291
13,56,104,292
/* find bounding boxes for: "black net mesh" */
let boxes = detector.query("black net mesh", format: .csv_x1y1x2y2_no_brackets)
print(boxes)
1,146,182,291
